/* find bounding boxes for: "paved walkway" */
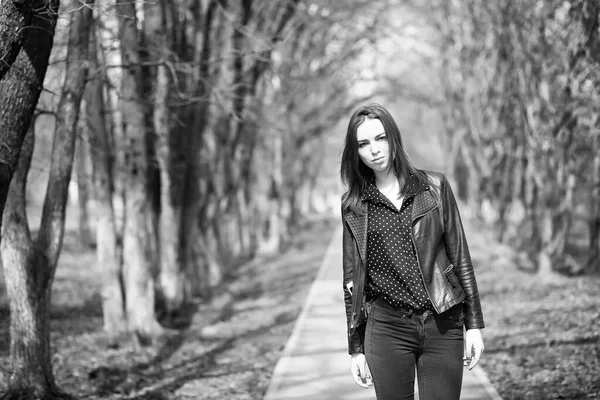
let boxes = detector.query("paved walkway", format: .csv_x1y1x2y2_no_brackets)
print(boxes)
263,227,503,400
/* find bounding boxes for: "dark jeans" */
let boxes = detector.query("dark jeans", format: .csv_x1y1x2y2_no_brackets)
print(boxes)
364,299,464,400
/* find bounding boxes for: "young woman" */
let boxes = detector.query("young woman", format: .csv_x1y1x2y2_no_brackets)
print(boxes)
340,103,485,400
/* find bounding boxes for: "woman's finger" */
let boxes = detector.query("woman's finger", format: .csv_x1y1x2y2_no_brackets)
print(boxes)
468,341,484,370
352,365,369,388
364,362,373,386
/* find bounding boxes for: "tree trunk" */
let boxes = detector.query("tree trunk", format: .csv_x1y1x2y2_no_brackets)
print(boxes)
535,166,573,279
223,1,253,258
0,0,33,80
500,145,526,243
206,222,224,287
257,205,282,255
197,192,224,289
181,127,209,299
1,131,74,400
0,0,60,233
194,117,227,290
536,207,554,278
155,85,186,316
117,0,163,342
75,129,94,248
195,217,223,294
234,187,252,260
522,146,541,258
588,140,600,272
179,0,219,301
1,0,90,393
85,20,127,342
146,0,187,314
257,132,283,255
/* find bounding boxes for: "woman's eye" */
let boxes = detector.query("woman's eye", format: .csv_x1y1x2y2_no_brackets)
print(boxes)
358,142,367,148
378,135,387,141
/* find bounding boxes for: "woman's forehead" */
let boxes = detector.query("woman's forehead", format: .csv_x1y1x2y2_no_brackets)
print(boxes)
356,118,384,140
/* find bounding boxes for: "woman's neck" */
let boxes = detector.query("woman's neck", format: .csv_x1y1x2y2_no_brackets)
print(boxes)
374,171,398,189
375,171,404,204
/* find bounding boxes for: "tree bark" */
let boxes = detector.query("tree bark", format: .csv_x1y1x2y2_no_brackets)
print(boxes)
537,207,557,279
181,0,227,298
85,20,127,342
75,126,94,248
117,0,163,342
0,0,33,80
256,133,283,255
589,133,600,269
144,0,188,315
0,0,59,234
578,0,600,272
0,0,91,394
589,148,600,272
1,130,74,400
155,63,187,315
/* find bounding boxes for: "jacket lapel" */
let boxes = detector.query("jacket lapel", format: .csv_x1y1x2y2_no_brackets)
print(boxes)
412,188,439,222
344,211,368,264
344,176,438,263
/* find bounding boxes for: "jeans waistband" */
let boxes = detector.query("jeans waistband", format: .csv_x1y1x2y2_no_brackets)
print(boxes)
370,297,433,317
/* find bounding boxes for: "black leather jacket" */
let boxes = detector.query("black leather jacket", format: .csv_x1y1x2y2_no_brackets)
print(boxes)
342,171,485,354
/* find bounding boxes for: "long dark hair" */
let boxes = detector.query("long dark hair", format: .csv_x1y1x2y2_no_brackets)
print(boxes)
340,103,426,215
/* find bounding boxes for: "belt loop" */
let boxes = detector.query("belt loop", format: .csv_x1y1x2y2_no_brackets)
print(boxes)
407,309,413,318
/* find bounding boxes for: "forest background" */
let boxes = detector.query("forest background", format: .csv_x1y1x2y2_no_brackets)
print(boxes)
0,0,599,399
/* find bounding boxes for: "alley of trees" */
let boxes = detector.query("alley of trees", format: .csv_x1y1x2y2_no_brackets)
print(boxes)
0,0,598,398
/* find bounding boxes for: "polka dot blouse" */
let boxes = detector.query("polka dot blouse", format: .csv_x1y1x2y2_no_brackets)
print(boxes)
364,177,433,311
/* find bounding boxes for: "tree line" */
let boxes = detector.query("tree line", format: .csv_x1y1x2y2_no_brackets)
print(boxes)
0,0,393,397
432,0,600,278
2,0,599,397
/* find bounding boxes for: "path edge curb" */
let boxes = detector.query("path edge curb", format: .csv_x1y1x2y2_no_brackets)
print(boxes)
471,365,504,400
262,226,342,400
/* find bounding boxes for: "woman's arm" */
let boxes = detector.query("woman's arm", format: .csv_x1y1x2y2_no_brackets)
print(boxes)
342,210,365,354
441,175,485,330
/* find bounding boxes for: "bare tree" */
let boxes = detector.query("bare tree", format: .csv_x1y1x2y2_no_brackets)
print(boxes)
180,0,224,301
116,0,163,342
0,0,92,395
85,17,127,343
0,0,60,231
0,0,34,80
142,0,190,317
433,0,600,276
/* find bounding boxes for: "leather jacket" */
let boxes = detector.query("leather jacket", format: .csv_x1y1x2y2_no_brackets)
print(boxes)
342,170,485,354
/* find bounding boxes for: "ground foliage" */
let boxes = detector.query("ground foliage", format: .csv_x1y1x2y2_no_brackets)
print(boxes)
1,214,598,399
470,219,600,400
0,217,336,399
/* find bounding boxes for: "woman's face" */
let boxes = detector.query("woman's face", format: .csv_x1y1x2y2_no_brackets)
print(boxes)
356,118,390,174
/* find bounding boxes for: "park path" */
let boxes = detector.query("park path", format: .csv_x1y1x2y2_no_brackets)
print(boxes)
263,226,503,400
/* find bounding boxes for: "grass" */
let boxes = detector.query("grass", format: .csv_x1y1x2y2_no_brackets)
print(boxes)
468,218,600,400
0,216,337,400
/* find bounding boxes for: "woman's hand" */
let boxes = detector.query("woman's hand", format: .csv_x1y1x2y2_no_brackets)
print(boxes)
350,352,373,388
465,328,484,370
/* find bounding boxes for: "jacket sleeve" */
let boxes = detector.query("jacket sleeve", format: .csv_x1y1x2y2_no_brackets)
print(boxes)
441,175,485,330
342,209,365,354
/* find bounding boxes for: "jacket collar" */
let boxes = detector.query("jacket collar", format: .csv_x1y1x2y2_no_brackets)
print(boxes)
363,174,429,204
344,209,368,264
344,175,438,264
